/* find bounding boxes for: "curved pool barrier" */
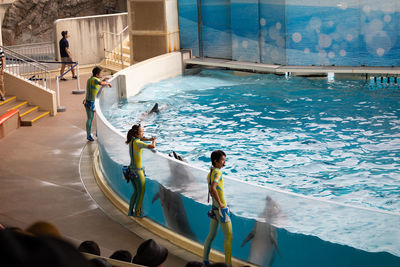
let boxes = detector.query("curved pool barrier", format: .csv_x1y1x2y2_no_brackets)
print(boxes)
95,52,400,267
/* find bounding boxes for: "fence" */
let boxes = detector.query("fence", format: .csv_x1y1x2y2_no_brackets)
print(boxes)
5,42,56,69
103,26,129,68
2,46,52,90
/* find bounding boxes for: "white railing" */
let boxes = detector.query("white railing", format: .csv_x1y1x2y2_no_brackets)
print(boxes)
103,26,129,68
2,45,52,90
5,42,55,63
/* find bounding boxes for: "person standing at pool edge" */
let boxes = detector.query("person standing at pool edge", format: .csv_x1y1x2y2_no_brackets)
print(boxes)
125,124,156,217
203,150,233,266
84,67,111,141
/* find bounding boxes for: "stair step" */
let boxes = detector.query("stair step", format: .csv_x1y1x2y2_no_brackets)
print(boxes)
0,95,17,107
19,105,39,117
20,110,50,126
0,99,26,115
122,46,130,54
7,101,28,112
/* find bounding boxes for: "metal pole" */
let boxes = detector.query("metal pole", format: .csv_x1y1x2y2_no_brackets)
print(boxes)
72,63,84,94
56,76,66,112
120,33,123,69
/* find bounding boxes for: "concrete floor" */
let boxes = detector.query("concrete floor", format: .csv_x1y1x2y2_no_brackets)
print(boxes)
0,74,189,266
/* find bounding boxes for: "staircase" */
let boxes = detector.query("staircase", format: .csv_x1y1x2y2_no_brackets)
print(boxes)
0,96,50,127
100,26,131,73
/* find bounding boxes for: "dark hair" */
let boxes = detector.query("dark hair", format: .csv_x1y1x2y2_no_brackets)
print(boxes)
211,150,226,166
185,262,203,267
77,240,100,256
89,258,112,267
126,124,141,144
110,250,132,262
209,263,230,267
61,31,68,37
92,66,102,77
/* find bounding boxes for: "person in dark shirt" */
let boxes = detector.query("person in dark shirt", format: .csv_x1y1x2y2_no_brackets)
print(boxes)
59,31,76,81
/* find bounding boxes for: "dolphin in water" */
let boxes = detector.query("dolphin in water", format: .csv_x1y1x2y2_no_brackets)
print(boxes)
241,196,281,267
137,103,161,122
152,184,196,239
152,151,203,240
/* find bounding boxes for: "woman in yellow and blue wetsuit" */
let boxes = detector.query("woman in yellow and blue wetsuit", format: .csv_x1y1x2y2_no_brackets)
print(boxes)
203,150,233,266
125,124,156,217
84,66,111,141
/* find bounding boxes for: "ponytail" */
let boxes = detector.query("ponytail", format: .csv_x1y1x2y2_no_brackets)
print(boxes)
126,124,141,144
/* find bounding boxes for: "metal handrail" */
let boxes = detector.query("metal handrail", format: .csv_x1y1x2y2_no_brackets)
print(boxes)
2,46,49,70
1,45,51,90
5,41,53,49
103,26,129,36
102,26,129,68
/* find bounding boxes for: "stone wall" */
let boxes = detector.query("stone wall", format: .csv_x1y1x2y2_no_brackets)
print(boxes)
1,0,121,45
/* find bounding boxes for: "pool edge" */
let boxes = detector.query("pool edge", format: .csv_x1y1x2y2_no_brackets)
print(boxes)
92,147,258,267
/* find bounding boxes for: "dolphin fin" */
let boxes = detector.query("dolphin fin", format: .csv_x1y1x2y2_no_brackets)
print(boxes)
241,229,255,247
270,231,282,257
152,192,160,203
149,103,160,114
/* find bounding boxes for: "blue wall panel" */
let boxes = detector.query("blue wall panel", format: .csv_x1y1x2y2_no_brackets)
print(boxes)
231,0,260,63
286,3,361,66
178,0,200,56
201,0,232,59
260,0,286,65
178,0,400,66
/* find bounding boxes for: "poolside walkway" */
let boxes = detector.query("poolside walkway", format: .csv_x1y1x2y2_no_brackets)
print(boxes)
0,74,193,266
186,57,400,75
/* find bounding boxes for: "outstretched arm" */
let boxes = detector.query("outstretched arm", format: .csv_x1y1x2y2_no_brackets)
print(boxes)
147,137,156,149
99,80,112,87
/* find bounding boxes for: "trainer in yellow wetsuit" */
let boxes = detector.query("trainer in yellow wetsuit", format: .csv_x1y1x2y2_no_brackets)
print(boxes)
125,124,156,217
203,150,233,266
84,66,111,141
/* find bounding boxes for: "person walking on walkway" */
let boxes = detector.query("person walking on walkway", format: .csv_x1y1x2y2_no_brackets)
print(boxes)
203,150,233,266
0,47,6,101
84,67,111,141
59,30,76,81
124,124,156,217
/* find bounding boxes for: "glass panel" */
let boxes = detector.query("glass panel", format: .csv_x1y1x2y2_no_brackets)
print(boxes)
96,79,400,266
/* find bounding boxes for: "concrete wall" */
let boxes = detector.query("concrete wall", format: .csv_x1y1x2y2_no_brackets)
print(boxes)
127,0,180,63
117,52,183,98
54,13,128,66
4,72,57,115
0,0,15,45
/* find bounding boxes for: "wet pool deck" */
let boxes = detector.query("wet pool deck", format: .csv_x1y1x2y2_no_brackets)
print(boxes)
0,73,199,266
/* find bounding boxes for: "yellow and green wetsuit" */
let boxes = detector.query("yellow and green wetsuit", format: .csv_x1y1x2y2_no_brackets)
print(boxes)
128,138,149,216
203,167,233,265
84,76,100,138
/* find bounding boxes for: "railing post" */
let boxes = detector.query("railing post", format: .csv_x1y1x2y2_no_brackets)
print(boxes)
120,33,123,69
72,63,84,94
56,76,66,112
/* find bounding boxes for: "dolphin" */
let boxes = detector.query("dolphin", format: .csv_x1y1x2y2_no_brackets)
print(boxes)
241,196,281,267
151,151,202,240
138,103,161,122
152,184,196,239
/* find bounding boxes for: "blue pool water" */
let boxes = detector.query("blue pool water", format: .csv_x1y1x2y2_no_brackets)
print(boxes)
104,69,400,213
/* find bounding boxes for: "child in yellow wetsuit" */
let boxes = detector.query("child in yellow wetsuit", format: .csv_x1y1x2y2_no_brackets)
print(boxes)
84,66,111,141
125,124,156,217
203,150,233,266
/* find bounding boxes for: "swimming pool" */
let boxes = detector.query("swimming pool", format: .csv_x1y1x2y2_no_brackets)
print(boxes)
105,69,400,213
96,55,400,266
